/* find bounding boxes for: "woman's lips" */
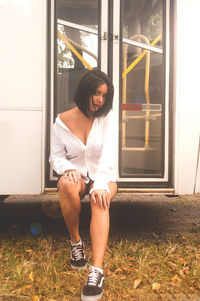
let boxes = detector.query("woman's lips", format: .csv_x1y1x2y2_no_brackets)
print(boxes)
94,104,101,110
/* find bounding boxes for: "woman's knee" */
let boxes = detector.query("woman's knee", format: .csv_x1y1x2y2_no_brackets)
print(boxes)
108,182,118,200
58,175,87,199
58,176,79,196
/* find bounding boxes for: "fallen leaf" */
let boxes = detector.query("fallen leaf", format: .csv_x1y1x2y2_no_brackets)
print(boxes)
134,279,142,289
178,270,185,277
21,285,32,293
36,277,42,283
32,297,41,301
103,289,109,296
115,267,123,273
171,274,181,282
3,257,8,261
168,262,177,268
29,272,34,282
184,267,190,275
178,258,187,266
152,282,161,291
26,249,33,254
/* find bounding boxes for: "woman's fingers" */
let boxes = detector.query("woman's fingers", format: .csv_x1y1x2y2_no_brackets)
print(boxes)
91,190,110,209
91,193,97,205
64,170,81,183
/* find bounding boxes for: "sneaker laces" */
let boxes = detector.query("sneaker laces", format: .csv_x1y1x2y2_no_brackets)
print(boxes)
71,242,85,261
87,267,102,286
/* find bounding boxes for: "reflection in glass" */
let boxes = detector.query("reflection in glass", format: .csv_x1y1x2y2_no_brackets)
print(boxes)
56,0,99,116
122,0,163,48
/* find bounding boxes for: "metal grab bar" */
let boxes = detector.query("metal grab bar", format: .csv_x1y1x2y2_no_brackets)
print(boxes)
65,36,98,61
122,33,162,78
57,31,93,70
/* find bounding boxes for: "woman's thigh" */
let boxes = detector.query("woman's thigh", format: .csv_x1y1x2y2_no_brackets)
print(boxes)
57,175,88,200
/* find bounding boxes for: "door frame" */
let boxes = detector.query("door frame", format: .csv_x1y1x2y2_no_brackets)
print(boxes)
46,0,172,189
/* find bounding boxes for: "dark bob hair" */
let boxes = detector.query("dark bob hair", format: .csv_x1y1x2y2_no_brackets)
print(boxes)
74,70,114,118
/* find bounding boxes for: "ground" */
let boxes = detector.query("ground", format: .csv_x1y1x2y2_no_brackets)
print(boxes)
0,193,200,300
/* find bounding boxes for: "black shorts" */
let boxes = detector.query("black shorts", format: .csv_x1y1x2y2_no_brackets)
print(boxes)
85,177,94,194
57,174,94,195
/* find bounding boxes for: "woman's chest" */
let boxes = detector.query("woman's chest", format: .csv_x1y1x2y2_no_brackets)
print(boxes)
62,119,104,155
71,121,93,146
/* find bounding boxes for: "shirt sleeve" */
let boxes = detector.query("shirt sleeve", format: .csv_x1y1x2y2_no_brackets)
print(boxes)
49,123,76,175
90,111,117,193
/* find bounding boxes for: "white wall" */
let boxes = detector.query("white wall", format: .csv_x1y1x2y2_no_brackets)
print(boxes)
174,0,200,194
0,0,47,194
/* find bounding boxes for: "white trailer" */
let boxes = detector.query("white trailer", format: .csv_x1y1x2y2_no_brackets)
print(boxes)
0,0,199,196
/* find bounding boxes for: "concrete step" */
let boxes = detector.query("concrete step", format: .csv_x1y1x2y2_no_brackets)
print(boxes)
0,193,200,235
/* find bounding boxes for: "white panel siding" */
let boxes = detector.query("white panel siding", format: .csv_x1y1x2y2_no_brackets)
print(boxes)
174,0,200,194
0,0,47,194
0,0,44,109
0,110,42,194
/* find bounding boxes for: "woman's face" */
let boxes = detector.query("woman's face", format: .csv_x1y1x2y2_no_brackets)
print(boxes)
89,83,108,114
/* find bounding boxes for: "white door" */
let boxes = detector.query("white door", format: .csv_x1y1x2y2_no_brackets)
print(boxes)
116,0,171,189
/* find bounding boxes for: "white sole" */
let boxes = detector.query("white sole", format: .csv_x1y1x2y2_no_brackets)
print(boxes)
81,291,103,301
70,262,88,270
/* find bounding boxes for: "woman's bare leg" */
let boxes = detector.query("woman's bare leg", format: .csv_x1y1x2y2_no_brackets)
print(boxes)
89,182,117,268
58,176,87,243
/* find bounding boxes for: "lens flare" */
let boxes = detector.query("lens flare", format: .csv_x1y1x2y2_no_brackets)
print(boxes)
30,223,42,235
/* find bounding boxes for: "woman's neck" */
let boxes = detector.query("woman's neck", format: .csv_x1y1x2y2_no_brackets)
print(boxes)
75,106,95,121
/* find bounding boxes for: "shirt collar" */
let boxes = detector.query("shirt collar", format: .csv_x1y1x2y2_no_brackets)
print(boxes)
55,115,70,131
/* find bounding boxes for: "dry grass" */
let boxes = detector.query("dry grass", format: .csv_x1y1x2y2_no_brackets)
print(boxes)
0,229,200,301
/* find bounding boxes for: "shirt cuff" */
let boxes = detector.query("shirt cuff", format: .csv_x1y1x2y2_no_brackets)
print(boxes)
60,162,77,175
89,182,110,194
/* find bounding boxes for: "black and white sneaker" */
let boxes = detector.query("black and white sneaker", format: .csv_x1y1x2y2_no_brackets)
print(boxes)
81,266,104,301
70,239,87,270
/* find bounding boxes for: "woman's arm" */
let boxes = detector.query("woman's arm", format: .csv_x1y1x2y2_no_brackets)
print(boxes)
90,111,117,194
49,123,76,175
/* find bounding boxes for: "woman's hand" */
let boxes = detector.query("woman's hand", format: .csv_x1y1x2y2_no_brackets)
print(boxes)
90,190,110,209
64,170,81,183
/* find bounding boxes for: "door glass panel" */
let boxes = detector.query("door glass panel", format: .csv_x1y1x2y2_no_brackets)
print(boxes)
120,0,165,177
56,0,99,117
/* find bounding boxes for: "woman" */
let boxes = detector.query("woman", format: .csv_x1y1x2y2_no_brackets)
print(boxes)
49,70,117,300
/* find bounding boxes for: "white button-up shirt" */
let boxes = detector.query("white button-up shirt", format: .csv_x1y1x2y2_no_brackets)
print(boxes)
49,110,117,192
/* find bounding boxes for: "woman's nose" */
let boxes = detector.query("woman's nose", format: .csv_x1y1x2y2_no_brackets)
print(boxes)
97,95,104,103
